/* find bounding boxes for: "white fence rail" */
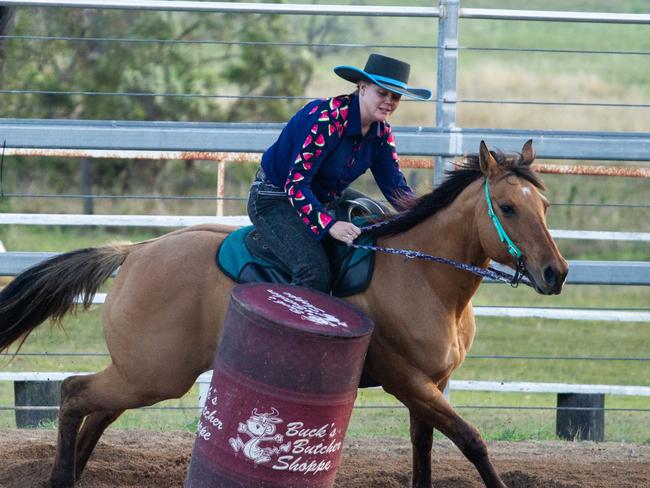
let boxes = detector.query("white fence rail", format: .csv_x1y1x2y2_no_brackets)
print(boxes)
0,213,649,242
2,258,649,321
2,371,649,414
1,0,649,23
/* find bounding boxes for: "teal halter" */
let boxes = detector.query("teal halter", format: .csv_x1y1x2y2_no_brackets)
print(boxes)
484,177,523,260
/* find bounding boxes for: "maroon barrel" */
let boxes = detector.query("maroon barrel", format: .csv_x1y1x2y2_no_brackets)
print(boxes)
185,283,374,488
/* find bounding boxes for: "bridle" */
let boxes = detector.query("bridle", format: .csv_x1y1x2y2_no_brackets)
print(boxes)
484,176,527,286
352,177,530,288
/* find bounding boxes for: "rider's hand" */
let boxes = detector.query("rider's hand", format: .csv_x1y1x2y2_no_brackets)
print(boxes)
328,221,361,246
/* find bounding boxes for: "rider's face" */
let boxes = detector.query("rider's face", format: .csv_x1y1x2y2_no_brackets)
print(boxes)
358,82,401,125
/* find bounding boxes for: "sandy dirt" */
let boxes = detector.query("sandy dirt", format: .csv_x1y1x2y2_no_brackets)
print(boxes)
0,429,648,487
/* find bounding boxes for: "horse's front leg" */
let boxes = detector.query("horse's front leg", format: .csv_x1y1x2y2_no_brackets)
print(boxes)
409,411,433,488
402,380,507,488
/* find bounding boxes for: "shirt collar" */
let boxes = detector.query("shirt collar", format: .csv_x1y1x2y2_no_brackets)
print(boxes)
347,94,362,136
348,93,384,139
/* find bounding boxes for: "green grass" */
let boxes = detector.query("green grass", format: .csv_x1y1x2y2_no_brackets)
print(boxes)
346,390,650,443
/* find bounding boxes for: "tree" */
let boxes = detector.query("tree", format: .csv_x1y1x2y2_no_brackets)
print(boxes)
0,6,315,196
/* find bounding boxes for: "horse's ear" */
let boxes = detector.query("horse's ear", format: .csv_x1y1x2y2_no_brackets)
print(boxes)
521,139,535,166
479,140,498,176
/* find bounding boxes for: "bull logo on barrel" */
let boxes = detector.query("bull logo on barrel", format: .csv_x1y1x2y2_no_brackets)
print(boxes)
229,407,291,464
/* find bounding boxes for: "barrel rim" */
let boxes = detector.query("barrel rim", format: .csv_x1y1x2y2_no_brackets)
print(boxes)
230,283,375,339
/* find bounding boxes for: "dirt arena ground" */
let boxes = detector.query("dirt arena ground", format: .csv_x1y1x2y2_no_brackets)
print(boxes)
0,429,648,487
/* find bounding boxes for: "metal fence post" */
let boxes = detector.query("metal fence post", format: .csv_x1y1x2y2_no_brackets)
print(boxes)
435,0,460,186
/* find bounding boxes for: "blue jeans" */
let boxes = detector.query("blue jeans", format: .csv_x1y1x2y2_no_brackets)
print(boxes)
247,169,331,292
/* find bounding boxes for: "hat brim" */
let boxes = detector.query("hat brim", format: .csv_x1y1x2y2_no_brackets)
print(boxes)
334,65,432,101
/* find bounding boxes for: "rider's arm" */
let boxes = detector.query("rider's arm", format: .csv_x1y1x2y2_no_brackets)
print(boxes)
370,123,414,211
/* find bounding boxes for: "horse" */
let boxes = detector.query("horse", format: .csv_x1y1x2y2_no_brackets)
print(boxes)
0,140,568,488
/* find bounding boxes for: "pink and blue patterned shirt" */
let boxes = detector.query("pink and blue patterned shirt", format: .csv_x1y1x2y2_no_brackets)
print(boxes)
261,93,413,240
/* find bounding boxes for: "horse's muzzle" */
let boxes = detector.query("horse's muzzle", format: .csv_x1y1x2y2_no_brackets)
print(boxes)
528,262,568,295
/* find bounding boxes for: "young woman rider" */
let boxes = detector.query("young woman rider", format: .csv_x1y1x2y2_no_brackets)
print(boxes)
247,53,432,292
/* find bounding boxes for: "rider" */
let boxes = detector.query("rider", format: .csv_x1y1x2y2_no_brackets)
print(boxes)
247,53,432,292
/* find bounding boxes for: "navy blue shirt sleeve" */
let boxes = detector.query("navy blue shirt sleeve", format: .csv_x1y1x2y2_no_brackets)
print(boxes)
371,124,414,210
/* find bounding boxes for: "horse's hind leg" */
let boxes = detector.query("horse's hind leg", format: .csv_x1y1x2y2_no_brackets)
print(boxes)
49,366,156,487
50,374,88,488
74,409,124,480
409,412,433,488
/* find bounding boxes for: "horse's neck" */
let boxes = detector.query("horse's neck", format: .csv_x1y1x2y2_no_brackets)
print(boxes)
382,193,487,309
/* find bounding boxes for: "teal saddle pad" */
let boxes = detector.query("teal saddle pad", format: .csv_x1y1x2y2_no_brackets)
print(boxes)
216,225,376,297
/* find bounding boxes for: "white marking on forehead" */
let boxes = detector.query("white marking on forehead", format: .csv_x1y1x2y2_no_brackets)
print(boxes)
521,186,532,197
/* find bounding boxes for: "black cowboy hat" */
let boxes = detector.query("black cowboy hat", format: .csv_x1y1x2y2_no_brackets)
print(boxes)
334,53,432,101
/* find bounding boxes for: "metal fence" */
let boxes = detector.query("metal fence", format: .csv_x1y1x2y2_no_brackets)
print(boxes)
0,1,647,170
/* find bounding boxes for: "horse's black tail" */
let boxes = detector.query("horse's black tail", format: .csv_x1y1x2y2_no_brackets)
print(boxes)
0,243,132,353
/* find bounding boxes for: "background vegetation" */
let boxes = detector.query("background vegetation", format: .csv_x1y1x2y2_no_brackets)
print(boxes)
0,0,648,442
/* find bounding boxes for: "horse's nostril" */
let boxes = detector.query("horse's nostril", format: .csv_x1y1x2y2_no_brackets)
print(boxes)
543,266,557,287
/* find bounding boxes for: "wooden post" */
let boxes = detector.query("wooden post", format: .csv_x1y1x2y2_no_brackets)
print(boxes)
216,161,226,216
556,393,605,441
14,380,62,428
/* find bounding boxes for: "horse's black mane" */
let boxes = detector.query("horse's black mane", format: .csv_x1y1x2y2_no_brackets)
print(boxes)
364,149,545,238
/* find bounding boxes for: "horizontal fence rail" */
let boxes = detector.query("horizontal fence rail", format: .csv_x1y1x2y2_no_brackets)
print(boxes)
0,0,442,17
473,307,650,323
4,35,650,57
1,252,649,288
1,1,650,25
0,212,649,240
2,90,648,110
2,120,650,160
460,8,650,24
1,371,648,409
4,289,646,322
3,152,650,180
4,351,650,362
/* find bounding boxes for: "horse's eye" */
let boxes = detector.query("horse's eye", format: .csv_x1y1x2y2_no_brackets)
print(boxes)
499,204,515,216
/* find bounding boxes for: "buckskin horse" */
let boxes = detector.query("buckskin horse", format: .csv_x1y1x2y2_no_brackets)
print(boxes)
0,140,567,488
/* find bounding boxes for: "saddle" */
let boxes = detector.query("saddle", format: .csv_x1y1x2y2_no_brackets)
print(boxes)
217,197,384,297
